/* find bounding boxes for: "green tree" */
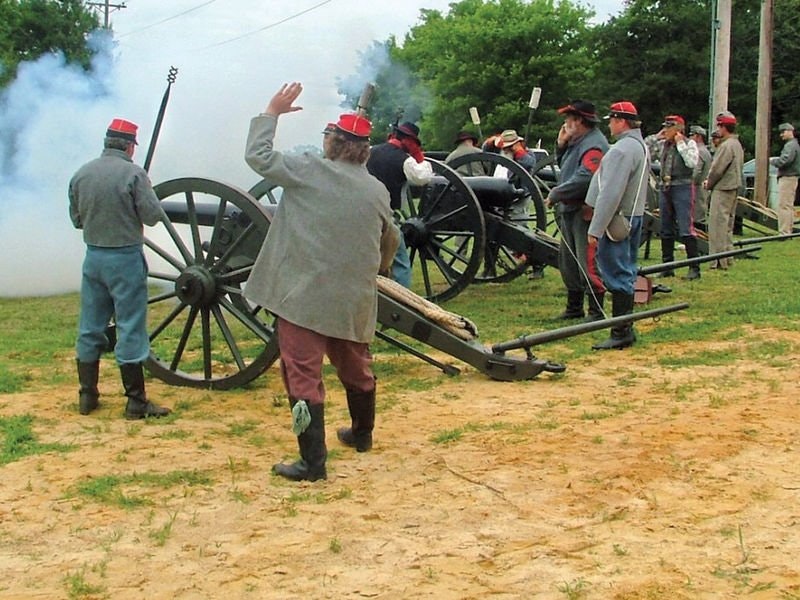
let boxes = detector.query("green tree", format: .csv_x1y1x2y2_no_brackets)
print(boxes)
342,0,597,150
0,0,99,88
592,0,711,135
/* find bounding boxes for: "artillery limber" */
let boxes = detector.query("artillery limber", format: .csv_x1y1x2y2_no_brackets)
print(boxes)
142,177,689,390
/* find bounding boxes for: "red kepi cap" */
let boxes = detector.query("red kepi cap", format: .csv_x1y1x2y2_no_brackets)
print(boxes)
335,113,372,140
604,101,639,120
106,118,139,144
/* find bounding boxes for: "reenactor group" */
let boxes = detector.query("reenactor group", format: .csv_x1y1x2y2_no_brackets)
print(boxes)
68,81,796,482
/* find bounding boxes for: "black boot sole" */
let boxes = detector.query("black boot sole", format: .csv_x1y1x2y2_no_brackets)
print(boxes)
273,461,327,481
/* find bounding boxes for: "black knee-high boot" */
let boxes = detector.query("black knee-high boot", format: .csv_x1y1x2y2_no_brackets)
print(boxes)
682,236,701,280
119,363,171,420
592,292,636,350
77,359,100,415
558,289,585,319
584,291,605,322
274,400,328,482
337,388,376,452
660,237,675,277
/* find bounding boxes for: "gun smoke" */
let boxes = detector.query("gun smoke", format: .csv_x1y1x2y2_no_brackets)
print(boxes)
0,32,121,297
0,1,456,298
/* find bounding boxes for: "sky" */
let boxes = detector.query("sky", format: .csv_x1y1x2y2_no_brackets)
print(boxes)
0,0,625,297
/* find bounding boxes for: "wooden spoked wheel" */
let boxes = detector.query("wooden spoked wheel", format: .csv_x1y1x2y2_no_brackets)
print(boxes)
144,177,279,389
448,152,548,283
399,159,486,302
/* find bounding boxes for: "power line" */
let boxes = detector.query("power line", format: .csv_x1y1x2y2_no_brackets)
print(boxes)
201,0,334,50
115,0,219,39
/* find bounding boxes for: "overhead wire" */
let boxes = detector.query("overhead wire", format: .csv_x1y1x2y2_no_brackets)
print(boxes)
115,0,219,39
200,0,334,50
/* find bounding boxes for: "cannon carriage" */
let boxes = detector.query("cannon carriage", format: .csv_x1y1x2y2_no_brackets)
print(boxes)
387,150,562,303
141,175,688,391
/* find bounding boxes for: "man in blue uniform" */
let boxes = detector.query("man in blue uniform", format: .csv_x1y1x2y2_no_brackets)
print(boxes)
586,102,649,350
69,118,171,419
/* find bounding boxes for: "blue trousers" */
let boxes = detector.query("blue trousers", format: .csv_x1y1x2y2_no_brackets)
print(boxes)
659,183,696,238
391,236,412,288
597,216,643,295
76,245,150,364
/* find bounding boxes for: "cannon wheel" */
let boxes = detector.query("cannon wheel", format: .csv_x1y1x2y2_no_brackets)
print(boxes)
248,179,280,206
447,152,548,283
401,158,486,303
144,177,279,389
250,162,485,304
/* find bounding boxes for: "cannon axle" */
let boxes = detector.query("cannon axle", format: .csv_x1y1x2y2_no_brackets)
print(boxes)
175,265,218,307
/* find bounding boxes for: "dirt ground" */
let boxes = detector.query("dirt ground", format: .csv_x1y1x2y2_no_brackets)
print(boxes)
1,330,799,599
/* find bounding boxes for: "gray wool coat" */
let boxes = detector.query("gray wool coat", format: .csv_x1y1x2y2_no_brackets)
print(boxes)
243,115,400,343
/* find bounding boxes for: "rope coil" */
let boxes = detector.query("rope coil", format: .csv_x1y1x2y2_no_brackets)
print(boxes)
377,276,478,341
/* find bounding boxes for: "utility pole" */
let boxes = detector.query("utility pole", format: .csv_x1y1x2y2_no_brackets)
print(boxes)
710,0,731,129
753,0,774,206
86,0,127,28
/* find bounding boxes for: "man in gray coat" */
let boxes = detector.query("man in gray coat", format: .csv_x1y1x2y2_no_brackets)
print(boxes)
586,101,649,350
244,82,400,482
704,111,744,269
69,118,171,420
771,122,800,234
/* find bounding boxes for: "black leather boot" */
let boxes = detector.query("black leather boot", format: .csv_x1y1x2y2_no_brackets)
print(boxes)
120,363,171,420
337,388,376,452
77,359,100,415
681,236,701,280
660,237,675,277
584,291,605,322
592,292,636,350
274,401,328,482
558,289,585,319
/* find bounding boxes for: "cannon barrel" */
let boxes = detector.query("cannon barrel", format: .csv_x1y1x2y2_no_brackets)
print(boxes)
734,232,800,246
637,247,760,276
425,175,527,208
491,302,689,354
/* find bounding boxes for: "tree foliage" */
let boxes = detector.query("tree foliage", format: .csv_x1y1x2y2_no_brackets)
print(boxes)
342,0,800,157
592,0,711,132
0,0,99,88
404,0,600,148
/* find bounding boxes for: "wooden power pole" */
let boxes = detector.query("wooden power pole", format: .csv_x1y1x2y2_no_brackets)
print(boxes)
754,0,774,206
86,0,127,28
710,0,732,125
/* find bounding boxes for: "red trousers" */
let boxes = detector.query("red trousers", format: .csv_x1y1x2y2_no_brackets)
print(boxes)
276,317,375,405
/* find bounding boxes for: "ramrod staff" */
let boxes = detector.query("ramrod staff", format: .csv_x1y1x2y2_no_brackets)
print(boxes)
143,66,178,173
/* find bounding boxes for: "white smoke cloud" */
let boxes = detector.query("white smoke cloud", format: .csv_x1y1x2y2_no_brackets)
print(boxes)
0,32,121,297
0,0,622,298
